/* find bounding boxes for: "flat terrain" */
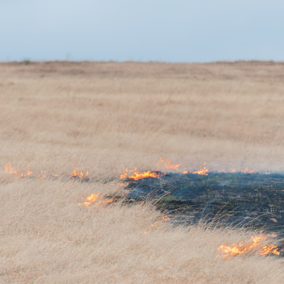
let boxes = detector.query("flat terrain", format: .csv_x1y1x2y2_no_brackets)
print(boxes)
1,61,284,283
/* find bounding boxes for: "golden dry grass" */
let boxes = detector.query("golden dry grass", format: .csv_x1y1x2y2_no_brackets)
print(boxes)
1,61,284,283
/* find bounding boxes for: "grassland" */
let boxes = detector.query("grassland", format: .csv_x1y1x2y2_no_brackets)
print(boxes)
1,61,284,283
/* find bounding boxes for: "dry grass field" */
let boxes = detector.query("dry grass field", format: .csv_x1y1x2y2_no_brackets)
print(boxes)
1,61,284,283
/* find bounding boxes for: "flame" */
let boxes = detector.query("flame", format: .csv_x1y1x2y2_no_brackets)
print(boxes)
5,163,17,175
157,157,181,171
37,174,46,178
151,216,170,227
96,198,115,206
156,157,165,168
120,167,164,181
218,235,280,259
5,163,61,179
70,168,89,179
266,172,270,175
120,159,218,179
78,193,115,207
241,168,254,174
192,166,209,175
37,171,46,178
120,160,259,179
144,216,170,234
165,161,181,170
78,193,100,207
120,169,129,180
4,163,33,178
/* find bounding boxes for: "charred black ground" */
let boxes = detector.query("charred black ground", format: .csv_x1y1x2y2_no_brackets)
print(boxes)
123,172,284,235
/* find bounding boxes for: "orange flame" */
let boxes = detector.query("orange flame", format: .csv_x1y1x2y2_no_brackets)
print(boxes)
156,157,181,171
70,168,89,179
165,161,181,170
121,158,217,179
151,216,170,227
5,163,18,175
78,193,115,207
192,166,209,175
37,174,46,178
230,168,236,173
96,198,115,206
4,163,33,178
120,168,164,181
5,163,61,179
120,169,129,180
218,235,280,259
78,193,100,207
241,168,254,174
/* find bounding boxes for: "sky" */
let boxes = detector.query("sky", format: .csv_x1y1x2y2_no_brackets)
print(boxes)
0,0,284,62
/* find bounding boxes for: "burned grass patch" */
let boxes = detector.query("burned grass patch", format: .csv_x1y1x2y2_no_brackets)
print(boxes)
122,172,284,236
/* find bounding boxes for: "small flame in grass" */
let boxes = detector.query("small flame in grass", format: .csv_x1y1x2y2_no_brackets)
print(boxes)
5,163,16,174
120,158,259,180
120,168,164,181
192,164,209,175
78,193,115,207
5,163,32,178
37,174,46,178
241,168,254,174
266,172,270,175
157,157,181,171
78,193,100,207
96,198,115,206
151,216,170,227
215,168,254,174
5,163,61,179
70,168,89,179
144,216,171,234
218,235,280,259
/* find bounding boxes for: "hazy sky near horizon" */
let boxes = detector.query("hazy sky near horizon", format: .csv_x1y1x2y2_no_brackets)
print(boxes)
1,0,284,62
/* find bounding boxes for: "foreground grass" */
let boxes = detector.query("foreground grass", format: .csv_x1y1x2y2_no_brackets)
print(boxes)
0,177,283,283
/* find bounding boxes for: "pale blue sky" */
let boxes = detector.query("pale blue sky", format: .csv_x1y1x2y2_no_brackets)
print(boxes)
1,0,283,62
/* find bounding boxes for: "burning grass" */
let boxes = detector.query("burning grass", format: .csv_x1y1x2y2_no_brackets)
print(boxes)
219,235,280,259
4,161,284,261
4,163,61,179
120,168,165,181
218,234,280,258
78,192,116,207
5,161,284,235
70,168,89,180
120,159,211,182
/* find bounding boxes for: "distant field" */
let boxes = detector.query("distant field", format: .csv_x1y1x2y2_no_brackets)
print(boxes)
1,61,284,283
